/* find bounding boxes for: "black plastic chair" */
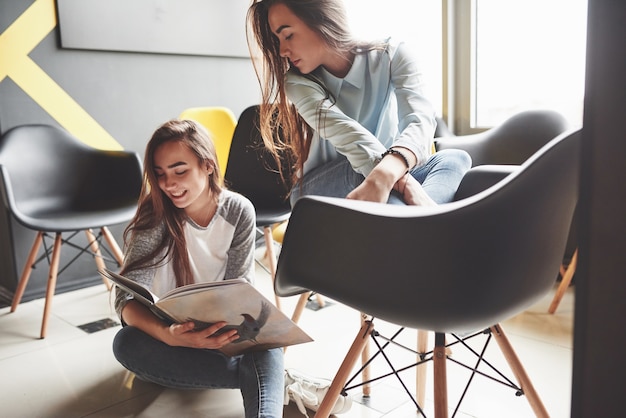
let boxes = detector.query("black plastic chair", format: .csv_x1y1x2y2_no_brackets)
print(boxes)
274,129,580,417
0,124,142,338
435,110,576,314
224,105,292,309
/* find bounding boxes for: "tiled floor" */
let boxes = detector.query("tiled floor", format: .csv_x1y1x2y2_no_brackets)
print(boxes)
0,249,574,417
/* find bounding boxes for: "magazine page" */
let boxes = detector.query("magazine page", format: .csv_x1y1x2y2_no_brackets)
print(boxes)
160,278,248,299
100,269,159,307
156,282,313,356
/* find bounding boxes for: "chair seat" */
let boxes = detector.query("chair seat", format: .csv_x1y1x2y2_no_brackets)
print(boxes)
11,205,138,232
255,208,291,227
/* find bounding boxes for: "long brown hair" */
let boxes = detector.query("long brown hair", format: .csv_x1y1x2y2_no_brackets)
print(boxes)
121,119,222,287
246,0,384,187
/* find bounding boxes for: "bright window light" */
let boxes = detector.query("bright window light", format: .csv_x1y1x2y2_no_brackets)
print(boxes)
475,0,588,128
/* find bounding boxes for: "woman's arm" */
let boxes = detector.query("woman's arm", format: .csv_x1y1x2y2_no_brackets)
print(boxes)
348,42,437,205
286,75,386,176
114,226,165,319
120,299,239,349
388,41,437,167
223,192,256,282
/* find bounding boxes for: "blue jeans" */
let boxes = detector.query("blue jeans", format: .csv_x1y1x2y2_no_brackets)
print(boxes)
290,149,472,206
113,326,285,418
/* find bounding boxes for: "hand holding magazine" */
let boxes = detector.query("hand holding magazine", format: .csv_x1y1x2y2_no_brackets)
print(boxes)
100,269,312,356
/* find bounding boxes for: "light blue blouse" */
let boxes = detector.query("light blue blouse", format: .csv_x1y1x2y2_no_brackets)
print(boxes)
285,38,436,177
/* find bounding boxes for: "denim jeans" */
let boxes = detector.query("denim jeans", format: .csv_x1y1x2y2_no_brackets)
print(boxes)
113,326,285,418
290,148,472,206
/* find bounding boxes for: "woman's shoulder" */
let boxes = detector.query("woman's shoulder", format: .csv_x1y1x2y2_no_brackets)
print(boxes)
367,37,416,72
285,70,323,89
364,37,405,59
218,189,255,222
285,70,328,103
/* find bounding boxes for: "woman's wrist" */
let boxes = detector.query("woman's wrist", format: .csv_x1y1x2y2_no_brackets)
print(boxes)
368,160,398,191
392,173,410,195
381,148,411,173
380,146,417,173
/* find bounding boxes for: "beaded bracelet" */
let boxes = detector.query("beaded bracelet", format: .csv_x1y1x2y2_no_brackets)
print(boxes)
381,148,411,173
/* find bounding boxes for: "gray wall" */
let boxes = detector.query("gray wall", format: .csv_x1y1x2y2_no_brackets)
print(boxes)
0,1,261,153
0,0,262,302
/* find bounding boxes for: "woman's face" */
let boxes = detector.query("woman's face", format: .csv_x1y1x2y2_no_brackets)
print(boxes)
268,3,329,75
153,140,213,214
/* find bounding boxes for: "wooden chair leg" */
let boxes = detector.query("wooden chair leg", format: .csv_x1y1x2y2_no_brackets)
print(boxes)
433,332,449,418
85,229,111,291
40,233,63,339
549,248,578,313
314,293,326,308
262,226,281,310
490,324,549,418
291,292,310,324
360,313,371,397
101,226,124,265
416,329,429,408
314,320,374,418
11,232,44,312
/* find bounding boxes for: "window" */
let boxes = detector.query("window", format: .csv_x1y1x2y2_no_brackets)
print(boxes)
343,0,588,134
465,0,588,132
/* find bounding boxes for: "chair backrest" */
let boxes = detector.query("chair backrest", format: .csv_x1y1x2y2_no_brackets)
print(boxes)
435,110,570,166
179,106,237,176
224,105,291,225
0,124,142,231
275,129,581,334
439,110,577,259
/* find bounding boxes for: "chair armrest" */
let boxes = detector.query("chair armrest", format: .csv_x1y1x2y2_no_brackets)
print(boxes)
454,165,519,201
435,110,570,166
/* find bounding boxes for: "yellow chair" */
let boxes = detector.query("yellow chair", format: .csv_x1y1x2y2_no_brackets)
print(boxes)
179,107,237,177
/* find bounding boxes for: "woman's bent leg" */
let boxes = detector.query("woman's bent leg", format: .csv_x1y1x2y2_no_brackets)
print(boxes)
239,348,285,418
290,156,364,206
113,327,285,418
412,149,472,204
113,326,240,389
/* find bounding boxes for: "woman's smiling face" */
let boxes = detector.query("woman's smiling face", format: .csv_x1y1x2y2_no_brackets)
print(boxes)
153,140,212,213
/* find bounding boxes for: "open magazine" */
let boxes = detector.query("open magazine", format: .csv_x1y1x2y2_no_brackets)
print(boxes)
100,269,313,356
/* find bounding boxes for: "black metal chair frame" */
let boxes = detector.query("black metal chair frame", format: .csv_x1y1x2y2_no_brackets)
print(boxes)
340,321,529,417
32,229,120,278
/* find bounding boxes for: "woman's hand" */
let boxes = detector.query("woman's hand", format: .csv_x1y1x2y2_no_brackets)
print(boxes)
120,301,240,350
348,146,436,206
346,172,393,202
394,174,437,206
166,321,240,350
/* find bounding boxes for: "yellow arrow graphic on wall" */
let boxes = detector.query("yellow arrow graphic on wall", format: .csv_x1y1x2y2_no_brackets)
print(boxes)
0,0,122,150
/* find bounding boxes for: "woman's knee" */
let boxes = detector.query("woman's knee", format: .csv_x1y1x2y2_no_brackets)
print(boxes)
435,149,472,172
112,326,132,361
112,326,147,364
